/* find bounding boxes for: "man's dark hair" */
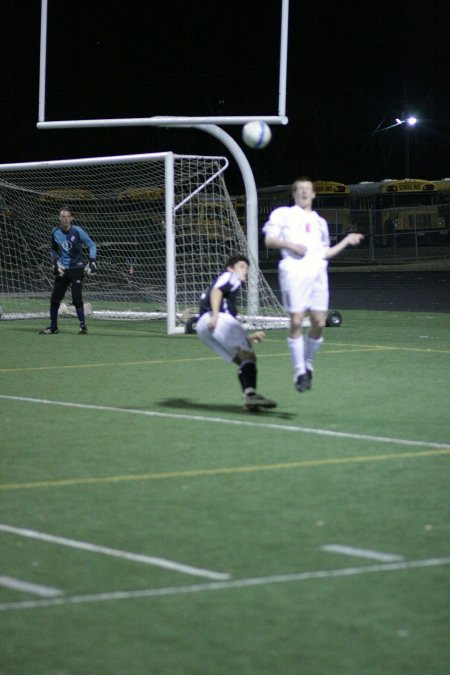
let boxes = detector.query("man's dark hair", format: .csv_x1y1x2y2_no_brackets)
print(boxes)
226,254,250,268
291,176,314,194
59,206,72,215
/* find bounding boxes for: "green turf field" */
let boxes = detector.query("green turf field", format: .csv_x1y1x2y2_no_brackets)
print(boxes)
1,310,449,675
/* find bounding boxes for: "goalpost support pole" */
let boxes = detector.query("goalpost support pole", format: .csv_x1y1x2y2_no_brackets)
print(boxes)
180,124,260,317
165,152,178,334
38,0,49,123
36,0,292,322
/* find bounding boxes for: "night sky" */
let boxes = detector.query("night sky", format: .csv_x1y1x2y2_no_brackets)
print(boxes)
2,0,449,194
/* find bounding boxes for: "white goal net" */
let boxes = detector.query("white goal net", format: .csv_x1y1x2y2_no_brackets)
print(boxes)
0,152,287,331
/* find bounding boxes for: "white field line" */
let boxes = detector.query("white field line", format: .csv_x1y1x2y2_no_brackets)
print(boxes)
0,524,230,581
321,544,404,562
0,556,449,612
0,576,63,597
1,394,449,450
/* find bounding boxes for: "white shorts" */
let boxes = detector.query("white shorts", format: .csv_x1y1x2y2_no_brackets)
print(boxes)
196,312,252,362
279,255,329,313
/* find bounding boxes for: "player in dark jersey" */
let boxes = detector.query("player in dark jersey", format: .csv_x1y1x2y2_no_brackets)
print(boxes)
39,207,97,335
196,254,276,412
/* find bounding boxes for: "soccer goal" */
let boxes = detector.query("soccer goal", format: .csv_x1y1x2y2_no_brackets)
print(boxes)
0,152,287,332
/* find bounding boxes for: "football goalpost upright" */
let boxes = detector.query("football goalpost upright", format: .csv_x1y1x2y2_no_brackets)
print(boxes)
0,152,287,331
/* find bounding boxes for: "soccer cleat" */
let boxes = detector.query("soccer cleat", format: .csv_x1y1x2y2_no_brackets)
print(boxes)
295,372,311,392
79,325,88,334
243,392,277,411
38,327,59,335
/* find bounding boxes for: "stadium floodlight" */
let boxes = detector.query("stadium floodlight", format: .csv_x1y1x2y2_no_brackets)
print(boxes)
372,115,419,176
394,116,418,127
373,116,419,134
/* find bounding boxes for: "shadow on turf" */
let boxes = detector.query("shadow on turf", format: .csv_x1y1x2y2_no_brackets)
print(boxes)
158,397,296,420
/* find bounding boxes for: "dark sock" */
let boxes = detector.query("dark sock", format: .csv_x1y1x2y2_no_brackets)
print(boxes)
50,305,58,329
238,359,257,392
76,305,86,326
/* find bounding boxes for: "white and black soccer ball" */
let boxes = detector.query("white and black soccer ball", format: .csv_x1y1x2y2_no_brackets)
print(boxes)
0,305,3,319
242,121,272,149
326,310,343,327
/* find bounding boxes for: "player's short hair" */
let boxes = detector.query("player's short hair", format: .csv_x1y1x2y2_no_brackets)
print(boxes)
291,176,315,194
226,254,250,268
59,206,72,215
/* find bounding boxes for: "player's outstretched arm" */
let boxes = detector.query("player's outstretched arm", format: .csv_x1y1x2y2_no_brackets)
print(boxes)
324,233,364,260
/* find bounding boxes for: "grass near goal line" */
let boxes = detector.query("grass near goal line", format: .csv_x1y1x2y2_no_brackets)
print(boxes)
1,310,449,675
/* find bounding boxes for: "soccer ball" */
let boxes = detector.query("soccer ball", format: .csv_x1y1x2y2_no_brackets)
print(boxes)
0,305,3,319
242,121,272,149
326,310,343,327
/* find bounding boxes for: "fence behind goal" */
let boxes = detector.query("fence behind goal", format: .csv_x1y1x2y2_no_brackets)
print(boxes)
0,153,287,331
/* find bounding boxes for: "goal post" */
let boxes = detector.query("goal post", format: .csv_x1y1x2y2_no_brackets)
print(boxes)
0,152,287,331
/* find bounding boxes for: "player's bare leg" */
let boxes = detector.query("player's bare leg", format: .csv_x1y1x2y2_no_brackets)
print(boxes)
303,310,326,389
287,311,310,392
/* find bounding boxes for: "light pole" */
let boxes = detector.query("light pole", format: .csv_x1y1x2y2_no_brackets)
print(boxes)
395,116,417,178
370,116,418,178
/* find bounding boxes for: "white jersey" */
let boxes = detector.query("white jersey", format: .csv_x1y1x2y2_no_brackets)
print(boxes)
263,205,331,313
263,205,330,260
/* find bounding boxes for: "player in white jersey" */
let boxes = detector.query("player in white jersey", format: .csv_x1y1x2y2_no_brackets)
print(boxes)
196,254,277,412
263,177,363,392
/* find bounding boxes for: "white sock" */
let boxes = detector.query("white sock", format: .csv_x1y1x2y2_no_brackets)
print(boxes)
288,336,306,377
305,336,324,371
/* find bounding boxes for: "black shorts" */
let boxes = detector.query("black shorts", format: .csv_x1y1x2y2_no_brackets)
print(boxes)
51,267,85,307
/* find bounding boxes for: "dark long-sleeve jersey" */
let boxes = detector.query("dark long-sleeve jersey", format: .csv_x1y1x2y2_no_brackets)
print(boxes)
199,270,243,317
51,224,97,270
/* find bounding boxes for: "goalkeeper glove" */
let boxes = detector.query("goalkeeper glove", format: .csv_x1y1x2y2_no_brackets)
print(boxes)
53,262,65,277
85,259,97,275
